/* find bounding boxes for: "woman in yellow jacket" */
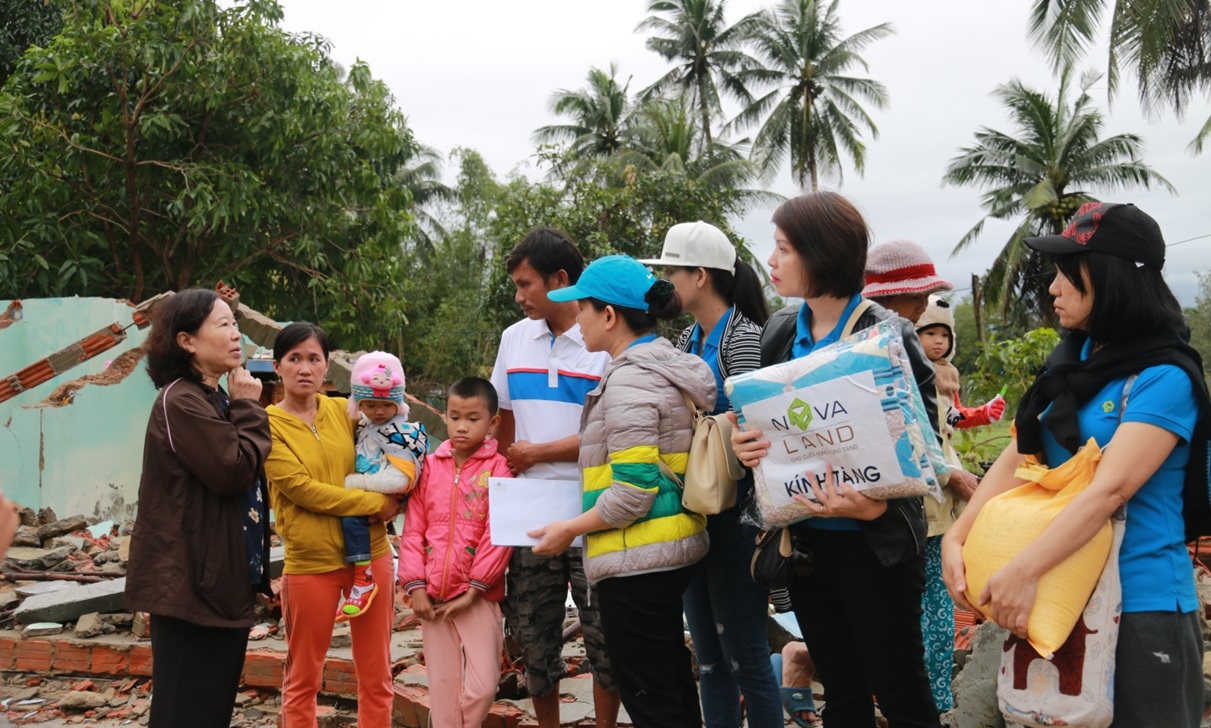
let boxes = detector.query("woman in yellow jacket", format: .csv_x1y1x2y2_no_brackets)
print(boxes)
265,322,401,727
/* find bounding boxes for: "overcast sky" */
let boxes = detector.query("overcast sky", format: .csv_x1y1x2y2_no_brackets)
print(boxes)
273,0,1210,305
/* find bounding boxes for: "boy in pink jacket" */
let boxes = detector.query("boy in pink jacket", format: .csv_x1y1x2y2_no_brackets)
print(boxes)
398,377,514,728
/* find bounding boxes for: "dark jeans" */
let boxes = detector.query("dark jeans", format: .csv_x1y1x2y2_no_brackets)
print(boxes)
683,507,783,728
1110,609,1204,727
596,565,701,728
788,529,940,728
149,613,249,728
340,515,373,563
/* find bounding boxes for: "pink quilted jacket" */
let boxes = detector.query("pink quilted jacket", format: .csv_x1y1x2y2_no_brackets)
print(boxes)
398,438,513,602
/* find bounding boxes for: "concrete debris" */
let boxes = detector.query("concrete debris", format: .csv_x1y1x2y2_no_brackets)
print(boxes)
36,516,90,542
4,546,77,572
23,622,64,638
15,581,73,599
58,689,110,711
948,620,1009,728
13,578,127,625
330,624,352,649
74,612,105,638
11,526,42,548
131,611,150,638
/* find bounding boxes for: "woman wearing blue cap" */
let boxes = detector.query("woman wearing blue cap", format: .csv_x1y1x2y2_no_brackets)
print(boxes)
942,202,1209,727
530,254,717,728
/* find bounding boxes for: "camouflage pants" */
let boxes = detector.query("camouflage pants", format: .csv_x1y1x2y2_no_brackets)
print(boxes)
502,547,613,697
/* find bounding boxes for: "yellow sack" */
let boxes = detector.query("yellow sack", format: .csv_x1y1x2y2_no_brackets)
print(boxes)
962,438,1113,658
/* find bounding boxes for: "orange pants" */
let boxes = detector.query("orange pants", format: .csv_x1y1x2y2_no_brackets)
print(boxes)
280,553,394,727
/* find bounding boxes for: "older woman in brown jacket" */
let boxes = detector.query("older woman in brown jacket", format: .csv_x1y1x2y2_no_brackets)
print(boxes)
124,288,272,728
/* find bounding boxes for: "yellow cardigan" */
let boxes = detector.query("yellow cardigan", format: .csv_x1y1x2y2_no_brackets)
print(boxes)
266,395,391,575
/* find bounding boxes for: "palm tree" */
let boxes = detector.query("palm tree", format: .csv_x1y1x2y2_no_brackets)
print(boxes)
533,64,636,160
616,96,784,208
732,0,893,191
396,143,455,252
1028,0,1211,154
636,0,771,147
942,66,1175,327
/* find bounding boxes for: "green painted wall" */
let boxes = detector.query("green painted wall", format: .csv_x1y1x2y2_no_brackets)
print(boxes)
1,298,154,519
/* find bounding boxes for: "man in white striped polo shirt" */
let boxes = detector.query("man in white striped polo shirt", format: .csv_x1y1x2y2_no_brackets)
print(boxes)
491,227,619,728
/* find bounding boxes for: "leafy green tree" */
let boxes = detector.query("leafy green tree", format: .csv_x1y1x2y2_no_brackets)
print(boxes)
0,0,418,351
1027,0,1211,153
942,66,1174,328
399,148,507,394
636,0,770,146
1188,271,1211,373
953,327,1061,469
534,63,638,159
733,0,892,191
398,142,778,398
0,0,64,87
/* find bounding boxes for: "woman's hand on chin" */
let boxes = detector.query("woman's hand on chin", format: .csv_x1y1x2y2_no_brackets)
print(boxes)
227,366,263,401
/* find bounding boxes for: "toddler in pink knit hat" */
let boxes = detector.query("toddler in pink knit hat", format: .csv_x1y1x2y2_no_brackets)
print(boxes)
339,351,428,621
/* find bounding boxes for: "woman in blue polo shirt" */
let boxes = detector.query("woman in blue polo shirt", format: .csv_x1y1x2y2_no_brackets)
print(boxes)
941,202,1210,727
642,222,780,728
731,193,944,727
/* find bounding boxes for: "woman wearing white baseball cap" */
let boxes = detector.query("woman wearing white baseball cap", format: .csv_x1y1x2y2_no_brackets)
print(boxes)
641,222,783,728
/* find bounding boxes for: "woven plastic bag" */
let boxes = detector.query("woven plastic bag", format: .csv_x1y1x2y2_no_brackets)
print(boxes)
963,439,1113,657
998,506,1124,728
727,319,945,529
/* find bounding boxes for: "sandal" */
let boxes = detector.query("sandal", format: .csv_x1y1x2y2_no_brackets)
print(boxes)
772,653,822,728
335,581,378,623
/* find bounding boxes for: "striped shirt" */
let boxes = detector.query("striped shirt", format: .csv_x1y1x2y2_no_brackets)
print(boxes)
490,317,610,481
674,306,764,414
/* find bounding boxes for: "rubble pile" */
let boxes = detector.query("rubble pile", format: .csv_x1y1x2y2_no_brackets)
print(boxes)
0,673,359,726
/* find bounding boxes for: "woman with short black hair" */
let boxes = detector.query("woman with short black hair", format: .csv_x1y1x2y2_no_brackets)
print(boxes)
125,288,271,728
732,192,943,727
943,202,1210,727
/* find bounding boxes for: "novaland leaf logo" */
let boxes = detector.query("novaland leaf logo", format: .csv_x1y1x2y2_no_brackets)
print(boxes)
787,397,813,430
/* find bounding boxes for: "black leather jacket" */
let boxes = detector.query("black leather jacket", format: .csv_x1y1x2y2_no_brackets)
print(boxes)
759,300,939,568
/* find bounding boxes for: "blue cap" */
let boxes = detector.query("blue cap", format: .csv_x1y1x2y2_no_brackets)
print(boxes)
547,255,657,311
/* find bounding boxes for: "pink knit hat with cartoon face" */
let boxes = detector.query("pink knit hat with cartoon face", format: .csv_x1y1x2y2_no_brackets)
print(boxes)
861,240,953,297
347,351,409,419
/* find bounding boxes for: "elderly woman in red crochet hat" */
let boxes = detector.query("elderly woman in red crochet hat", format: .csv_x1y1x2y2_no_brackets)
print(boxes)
862,240,980,715
861,240,953,324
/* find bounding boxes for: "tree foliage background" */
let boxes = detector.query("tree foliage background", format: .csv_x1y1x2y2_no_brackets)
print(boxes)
1,0,1204,400
0,0,417,351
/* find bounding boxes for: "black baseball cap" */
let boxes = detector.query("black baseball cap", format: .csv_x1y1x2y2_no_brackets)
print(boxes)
1025,202,1165,269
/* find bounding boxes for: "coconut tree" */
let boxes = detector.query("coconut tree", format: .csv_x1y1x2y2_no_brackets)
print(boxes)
732,0,893,191
942,66,1175,327
396,143,455,252
1028,0,1211,153
636,0,772,146
616,95,784,209
533,63,637,159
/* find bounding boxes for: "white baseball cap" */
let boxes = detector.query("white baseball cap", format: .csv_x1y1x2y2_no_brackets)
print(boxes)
639,221,737,274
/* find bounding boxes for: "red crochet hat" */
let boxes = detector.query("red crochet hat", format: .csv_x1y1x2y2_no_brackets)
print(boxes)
861,240,953,298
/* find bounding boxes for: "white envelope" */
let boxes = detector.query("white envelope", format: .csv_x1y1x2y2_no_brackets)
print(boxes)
488,477,584,547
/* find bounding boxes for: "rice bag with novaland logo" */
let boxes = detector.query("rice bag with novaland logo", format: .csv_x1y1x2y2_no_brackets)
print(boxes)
726,320,945,529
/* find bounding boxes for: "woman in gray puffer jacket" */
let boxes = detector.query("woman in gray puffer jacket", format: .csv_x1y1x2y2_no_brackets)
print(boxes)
531,254,714,728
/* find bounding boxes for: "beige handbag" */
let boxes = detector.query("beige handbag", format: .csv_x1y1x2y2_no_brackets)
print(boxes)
657,390,745,515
